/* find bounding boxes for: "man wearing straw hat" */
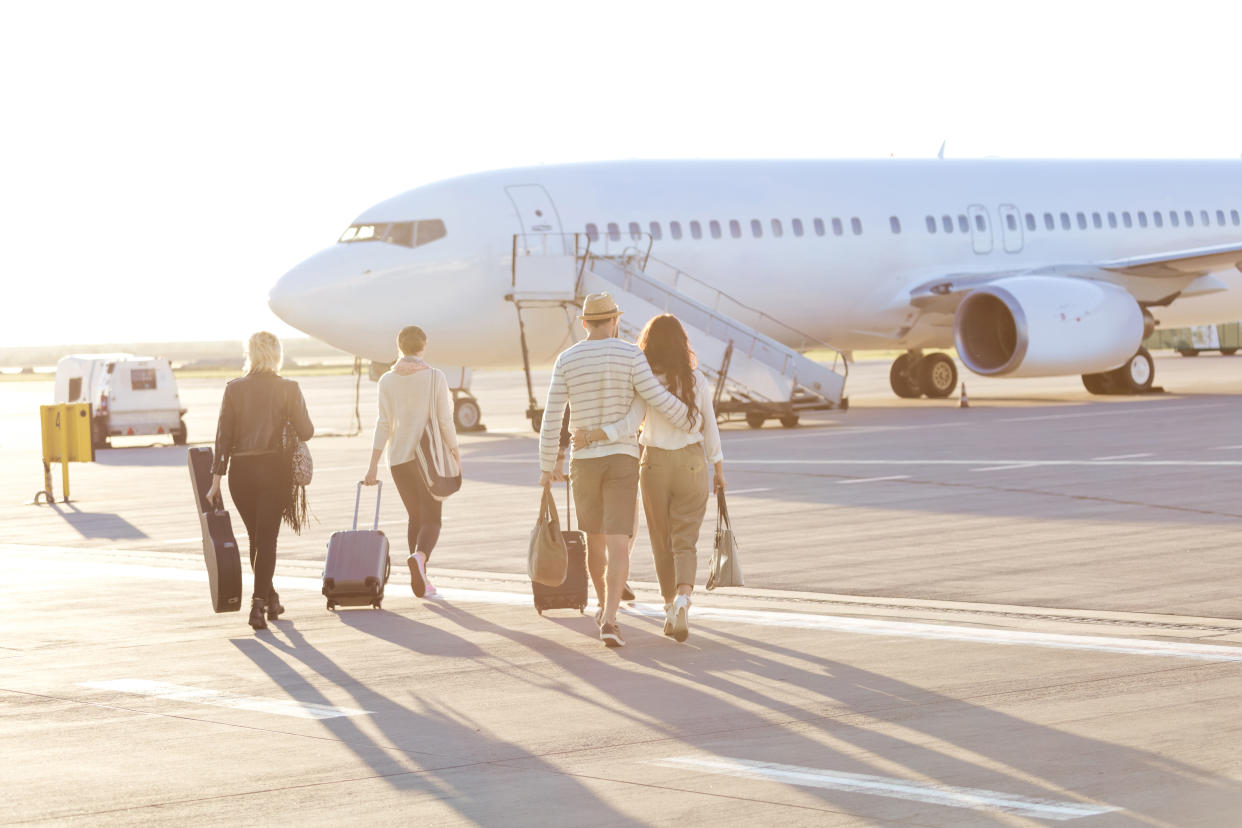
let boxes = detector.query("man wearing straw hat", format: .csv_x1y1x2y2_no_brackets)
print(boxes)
538,292,690,648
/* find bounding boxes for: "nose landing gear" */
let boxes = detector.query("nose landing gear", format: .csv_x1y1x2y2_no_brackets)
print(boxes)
890,351,958,399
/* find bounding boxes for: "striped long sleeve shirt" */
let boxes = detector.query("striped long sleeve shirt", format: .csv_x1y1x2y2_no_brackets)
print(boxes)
538,337,690,472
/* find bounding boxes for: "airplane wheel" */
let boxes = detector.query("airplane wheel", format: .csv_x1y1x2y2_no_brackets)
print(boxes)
779,414,799,428
1178,348,1199,357
1108,347,1155,394
889,354,921,398
172,419,187,445
1222,348,1238,356
917,353,957,399
1081,373,1114,394
454,398,481,432
745,412,766,429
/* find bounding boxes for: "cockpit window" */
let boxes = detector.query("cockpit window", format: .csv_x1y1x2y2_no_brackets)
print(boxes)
338,219,446,248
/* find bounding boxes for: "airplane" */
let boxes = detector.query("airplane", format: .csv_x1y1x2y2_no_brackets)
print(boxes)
269,159,1242,430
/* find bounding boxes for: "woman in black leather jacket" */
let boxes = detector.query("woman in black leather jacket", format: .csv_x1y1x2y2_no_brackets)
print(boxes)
205,332,314,630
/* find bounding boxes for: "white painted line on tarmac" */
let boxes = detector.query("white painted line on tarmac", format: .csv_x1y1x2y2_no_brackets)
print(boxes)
971,463,1037,472
81,679,371,719
730,458,1242,467
998,402,1226,424
725,487,772,495
837,475,910,485
1215,444,1242,450
651,757,1119,821
10,546,1242,663
148,537,202,546
1092,453,1152,461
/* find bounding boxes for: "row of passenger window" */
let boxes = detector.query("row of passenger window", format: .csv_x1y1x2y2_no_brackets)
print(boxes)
926,208,1242,235
585,216,864,244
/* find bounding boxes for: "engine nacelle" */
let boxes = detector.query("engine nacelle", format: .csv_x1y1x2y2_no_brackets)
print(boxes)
954,277,1144,377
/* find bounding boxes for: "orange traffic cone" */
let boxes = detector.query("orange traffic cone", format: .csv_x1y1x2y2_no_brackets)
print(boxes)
959,382,970,408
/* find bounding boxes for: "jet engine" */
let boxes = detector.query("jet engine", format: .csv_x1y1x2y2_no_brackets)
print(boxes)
953,276,1144,377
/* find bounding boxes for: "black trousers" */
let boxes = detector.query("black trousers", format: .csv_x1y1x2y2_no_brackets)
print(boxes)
228,453,284,600
390,460,442,561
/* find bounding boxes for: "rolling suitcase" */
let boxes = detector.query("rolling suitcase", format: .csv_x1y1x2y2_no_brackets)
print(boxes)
187,447,243,613
323,482,391,610
532,481,588,615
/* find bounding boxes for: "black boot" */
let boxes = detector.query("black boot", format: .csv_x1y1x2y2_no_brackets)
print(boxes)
248,597,267,630
267,591,284,621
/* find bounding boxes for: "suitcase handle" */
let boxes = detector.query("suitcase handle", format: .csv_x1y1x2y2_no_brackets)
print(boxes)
353,480,382,531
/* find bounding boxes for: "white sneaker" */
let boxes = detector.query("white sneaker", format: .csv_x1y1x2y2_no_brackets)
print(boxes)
663,603,674,636
671,594,690,643
423,576,437,598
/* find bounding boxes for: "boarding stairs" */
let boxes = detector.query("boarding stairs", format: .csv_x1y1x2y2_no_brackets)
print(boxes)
507,233,849,430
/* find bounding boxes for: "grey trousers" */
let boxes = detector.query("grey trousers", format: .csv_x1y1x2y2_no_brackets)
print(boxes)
640,445,710,603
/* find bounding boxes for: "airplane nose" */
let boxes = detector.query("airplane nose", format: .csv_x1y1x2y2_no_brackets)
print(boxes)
269,246,365,331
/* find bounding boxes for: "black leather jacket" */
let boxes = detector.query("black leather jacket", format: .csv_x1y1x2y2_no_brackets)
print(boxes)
212,372,314,474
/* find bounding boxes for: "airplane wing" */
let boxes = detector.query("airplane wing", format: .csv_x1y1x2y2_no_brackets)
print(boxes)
908,241,1242,313
1096,241,1242,278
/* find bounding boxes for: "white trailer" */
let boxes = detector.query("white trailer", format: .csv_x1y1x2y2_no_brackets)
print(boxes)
54,355,187,448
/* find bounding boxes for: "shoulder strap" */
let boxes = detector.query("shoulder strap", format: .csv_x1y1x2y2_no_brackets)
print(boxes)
716,490,730,532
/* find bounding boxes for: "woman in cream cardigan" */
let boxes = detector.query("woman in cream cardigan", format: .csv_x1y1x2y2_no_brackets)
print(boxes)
575,314,725,643
364,326,460,598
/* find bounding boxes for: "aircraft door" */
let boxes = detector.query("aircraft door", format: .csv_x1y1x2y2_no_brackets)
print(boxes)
998,204,1024,253
966,204,993,254
505,184,567,254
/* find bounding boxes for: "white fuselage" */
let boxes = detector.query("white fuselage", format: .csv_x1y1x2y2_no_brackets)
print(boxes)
270,160,1242,370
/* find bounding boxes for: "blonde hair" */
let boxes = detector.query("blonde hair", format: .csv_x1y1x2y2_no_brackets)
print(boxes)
245,331,283,374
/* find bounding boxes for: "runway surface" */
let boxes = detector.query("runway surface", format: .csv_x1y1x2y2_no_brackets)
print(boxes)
1,354,1240,825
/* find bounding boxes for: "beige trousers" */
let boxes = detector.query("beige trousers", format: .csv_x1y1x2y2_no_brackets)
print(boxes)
640,444,710,603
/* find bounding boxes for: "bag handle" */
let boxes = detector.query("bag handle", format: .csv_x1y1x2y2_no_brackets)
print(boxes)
541,484,559,527
564,478,573,532
353,480,382,531
716,489,730,533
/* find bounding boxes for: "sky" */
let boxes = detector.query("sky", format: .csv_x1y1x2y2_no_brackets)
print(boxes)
2,0,1240,347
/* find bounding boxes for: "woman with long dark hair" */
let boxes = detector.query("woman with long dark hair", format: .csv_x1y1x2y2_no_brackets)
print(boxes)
575,314,724,642
206,332,314,631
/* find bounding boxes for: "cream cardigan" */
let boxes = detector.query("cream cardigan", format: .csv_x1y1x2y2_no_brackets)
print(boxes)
372,367,458,468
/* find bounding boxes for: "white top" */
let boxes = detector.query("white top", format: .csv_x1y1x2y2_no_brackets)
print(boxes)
372,365,458,467
538,337,690,472
610,370,723,464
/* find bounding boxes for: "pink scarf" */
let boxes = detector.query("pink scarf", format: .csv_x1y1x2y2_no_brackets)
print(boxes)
394,356,430,376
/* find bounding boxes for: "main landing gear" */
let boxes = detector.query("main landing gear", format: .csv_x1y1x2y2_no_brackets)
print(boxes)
1081,347,1155,395
889,351,958,399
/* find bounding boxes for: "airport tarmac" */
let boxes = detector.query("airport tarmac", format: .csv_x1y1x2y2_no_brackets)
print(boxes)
1,354,1241,825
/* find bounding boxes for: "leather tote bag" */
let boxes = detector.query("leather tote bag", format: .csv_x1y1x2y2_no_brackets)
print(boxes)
528,486,569,586
416,371,463,501
706,490,744,590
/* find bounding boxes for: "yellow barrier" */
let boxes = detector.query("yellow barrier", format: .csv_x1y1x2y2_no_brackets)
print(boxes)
35,403,94,504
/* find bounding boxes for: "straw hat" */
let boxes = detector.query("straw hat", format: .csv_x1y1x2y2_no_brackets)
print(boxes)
578,292,624,321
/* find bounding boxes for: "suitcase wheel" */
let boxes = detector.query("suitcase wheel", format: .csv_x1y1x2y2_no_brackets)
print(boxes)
326,600,336,611
536,608,543,615
372,600,382,609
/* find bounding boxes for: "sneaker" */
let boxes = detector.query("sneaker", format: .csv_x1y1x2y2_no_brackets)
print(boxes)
407,552,427,598
423,577,437,598
671,595,690,643
663,603,674,636
600,622,625,648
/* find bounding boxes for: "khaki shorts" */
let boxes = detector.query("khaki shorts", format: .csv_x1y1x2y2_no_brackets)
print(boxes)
571,454,639,536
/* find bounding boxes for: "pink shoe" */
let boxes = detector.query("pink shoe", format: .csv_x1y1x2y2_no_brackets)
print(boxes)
423,577,437,598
